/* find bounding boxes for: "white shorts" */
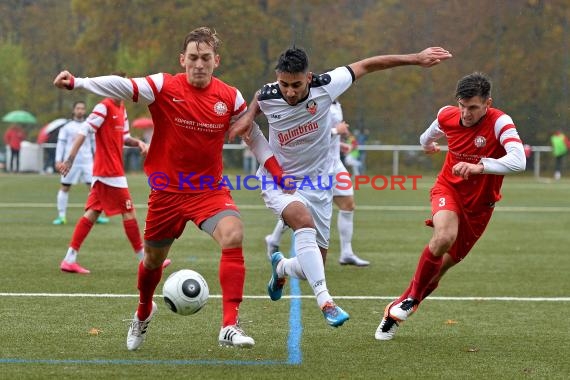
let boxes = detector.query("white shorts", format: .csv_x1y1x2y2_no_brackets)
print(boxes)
61,164,93,185
331,159,354,197
260,170,333,249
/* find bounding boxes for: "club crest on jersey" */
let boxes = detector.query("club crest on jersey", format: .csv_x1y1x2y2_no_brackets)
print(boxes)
474,136,486,148
306,100,317,115
213,101,228,116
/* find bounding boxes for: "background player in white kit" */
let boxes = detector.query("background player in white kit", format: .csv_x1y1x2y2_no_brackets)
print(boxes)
264,99,370,266
232,45,452,328
52,100,109,225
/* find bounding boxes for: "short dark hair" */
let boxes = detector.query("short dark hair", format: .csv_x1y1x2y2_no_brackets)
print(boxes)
182,27,221,53
455,72,491,100
275,47,309,74
72,100,85,108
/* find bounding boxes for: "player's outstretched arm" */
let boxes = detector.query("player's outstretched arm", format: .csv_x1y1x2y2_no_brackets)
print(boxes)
54,70,144,103
349,47,452,80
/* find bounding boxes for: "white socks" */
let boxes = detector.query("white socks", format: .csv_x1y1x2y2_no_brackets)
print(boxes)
57,190,69,218
277,256,306,280
63,248,78,263
268,218,287,246
292,228,332,308
338,210,354,259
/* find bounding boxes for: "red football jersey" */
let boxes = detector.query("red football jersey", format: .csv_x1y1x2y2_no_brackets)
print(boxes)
144,74,246,192
89,98,127,177
436,106,521,209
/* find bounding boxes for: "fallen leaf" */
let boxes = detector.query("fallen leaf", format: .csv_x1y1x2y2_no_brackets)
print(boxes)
88,328,102,336
445,319,458,325
464,346,479,352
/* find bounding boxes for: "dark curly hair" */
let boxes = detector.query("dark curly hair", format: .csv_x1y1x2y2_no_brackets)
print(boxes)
275,47,309,74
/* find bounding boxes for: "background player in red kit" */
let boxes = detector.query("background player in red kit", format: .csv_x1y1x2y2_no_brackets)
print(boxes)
57,87,150,274
54,27,256,350
375,72,526,341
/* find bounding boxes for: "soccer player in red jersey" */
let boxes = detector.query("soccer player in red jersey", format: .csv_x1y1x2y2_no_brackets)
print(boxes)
57,90,150,275
375,72,527,340
54,27,256,350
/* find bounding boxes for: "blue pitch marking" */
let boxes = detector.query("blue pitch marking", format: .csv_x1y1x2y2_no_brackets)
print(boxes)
286,236,302,365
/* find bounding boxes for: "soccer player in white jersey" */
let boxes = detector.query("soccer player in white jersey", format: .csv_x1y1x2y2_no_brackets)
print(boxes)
52,101,109,226
232,45,452,328
264,99,370,266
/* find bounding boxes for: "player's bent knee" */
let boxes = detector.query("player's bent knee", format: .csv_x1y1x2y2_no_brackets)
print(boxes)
220,229,243,247
430,235,455,255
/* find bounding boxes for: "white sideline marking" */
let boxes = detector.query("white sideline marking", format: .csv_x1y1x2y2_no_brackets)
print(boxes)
0,293,568,301
1,202,570,213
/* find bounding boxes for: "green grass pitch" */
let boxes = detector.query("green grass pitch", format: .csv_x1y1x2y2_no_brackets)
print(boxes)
0,172,569,379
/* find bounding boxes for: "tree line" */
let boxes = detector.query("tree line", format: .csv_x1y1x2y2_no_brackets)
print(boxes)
1,0,568,147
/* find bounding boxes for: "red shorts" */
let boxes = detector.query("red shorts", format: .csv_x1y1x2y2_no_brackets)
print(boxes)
85,181,135,216
428,183,494,263
144,189,239,242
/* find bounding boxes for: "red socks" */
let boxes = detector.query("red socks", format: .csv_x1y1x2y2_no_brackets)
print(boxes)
135,247,245,324
70,216,94,250
219,247,245,327
136,261,163,320
409,245,443,301
420,280,440,302
123,218,143,252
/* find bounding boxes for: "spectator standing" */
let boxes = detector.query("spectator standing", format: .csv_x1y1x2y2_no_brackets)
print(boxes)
3,124,27,172
550,130,569,180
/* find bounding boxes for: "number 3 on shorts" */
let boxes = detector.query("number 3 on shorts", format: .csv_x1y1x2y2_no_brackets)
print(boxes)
438,197,446,207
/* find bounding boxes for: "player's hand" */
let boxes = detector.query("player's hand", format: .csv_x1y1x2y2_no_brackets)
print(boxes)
228,115,253,142
416,47,453,67
57,160,72,176
423,142,440,155
452,162,484,180
335,121,349,136
53,70,75,90
138,141,149,158
281,176,297,195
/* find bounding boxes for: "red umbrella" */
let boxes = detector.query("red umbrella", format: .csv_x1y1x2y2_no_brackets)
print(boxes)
37,118,68,144
132,117,154,129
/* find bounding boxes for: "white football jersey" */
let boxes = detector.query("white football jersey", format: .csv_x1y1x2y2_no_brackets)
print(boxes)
328,101,343,164
258,66,354,179
55,119,94,165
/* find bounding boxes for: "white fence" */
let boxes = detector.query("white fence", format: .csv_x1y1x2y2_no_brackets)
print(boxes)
4,143,553,179
358,144,551,178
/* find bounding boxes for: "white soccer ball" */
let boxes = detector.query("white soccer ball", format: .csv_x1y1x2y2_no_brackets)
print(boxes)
162,269,209,316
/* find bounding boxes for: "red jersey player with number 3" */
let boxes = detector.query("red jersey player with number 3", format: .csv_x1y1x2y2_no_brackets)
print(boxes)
375,72,527,341
54,27,256,350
